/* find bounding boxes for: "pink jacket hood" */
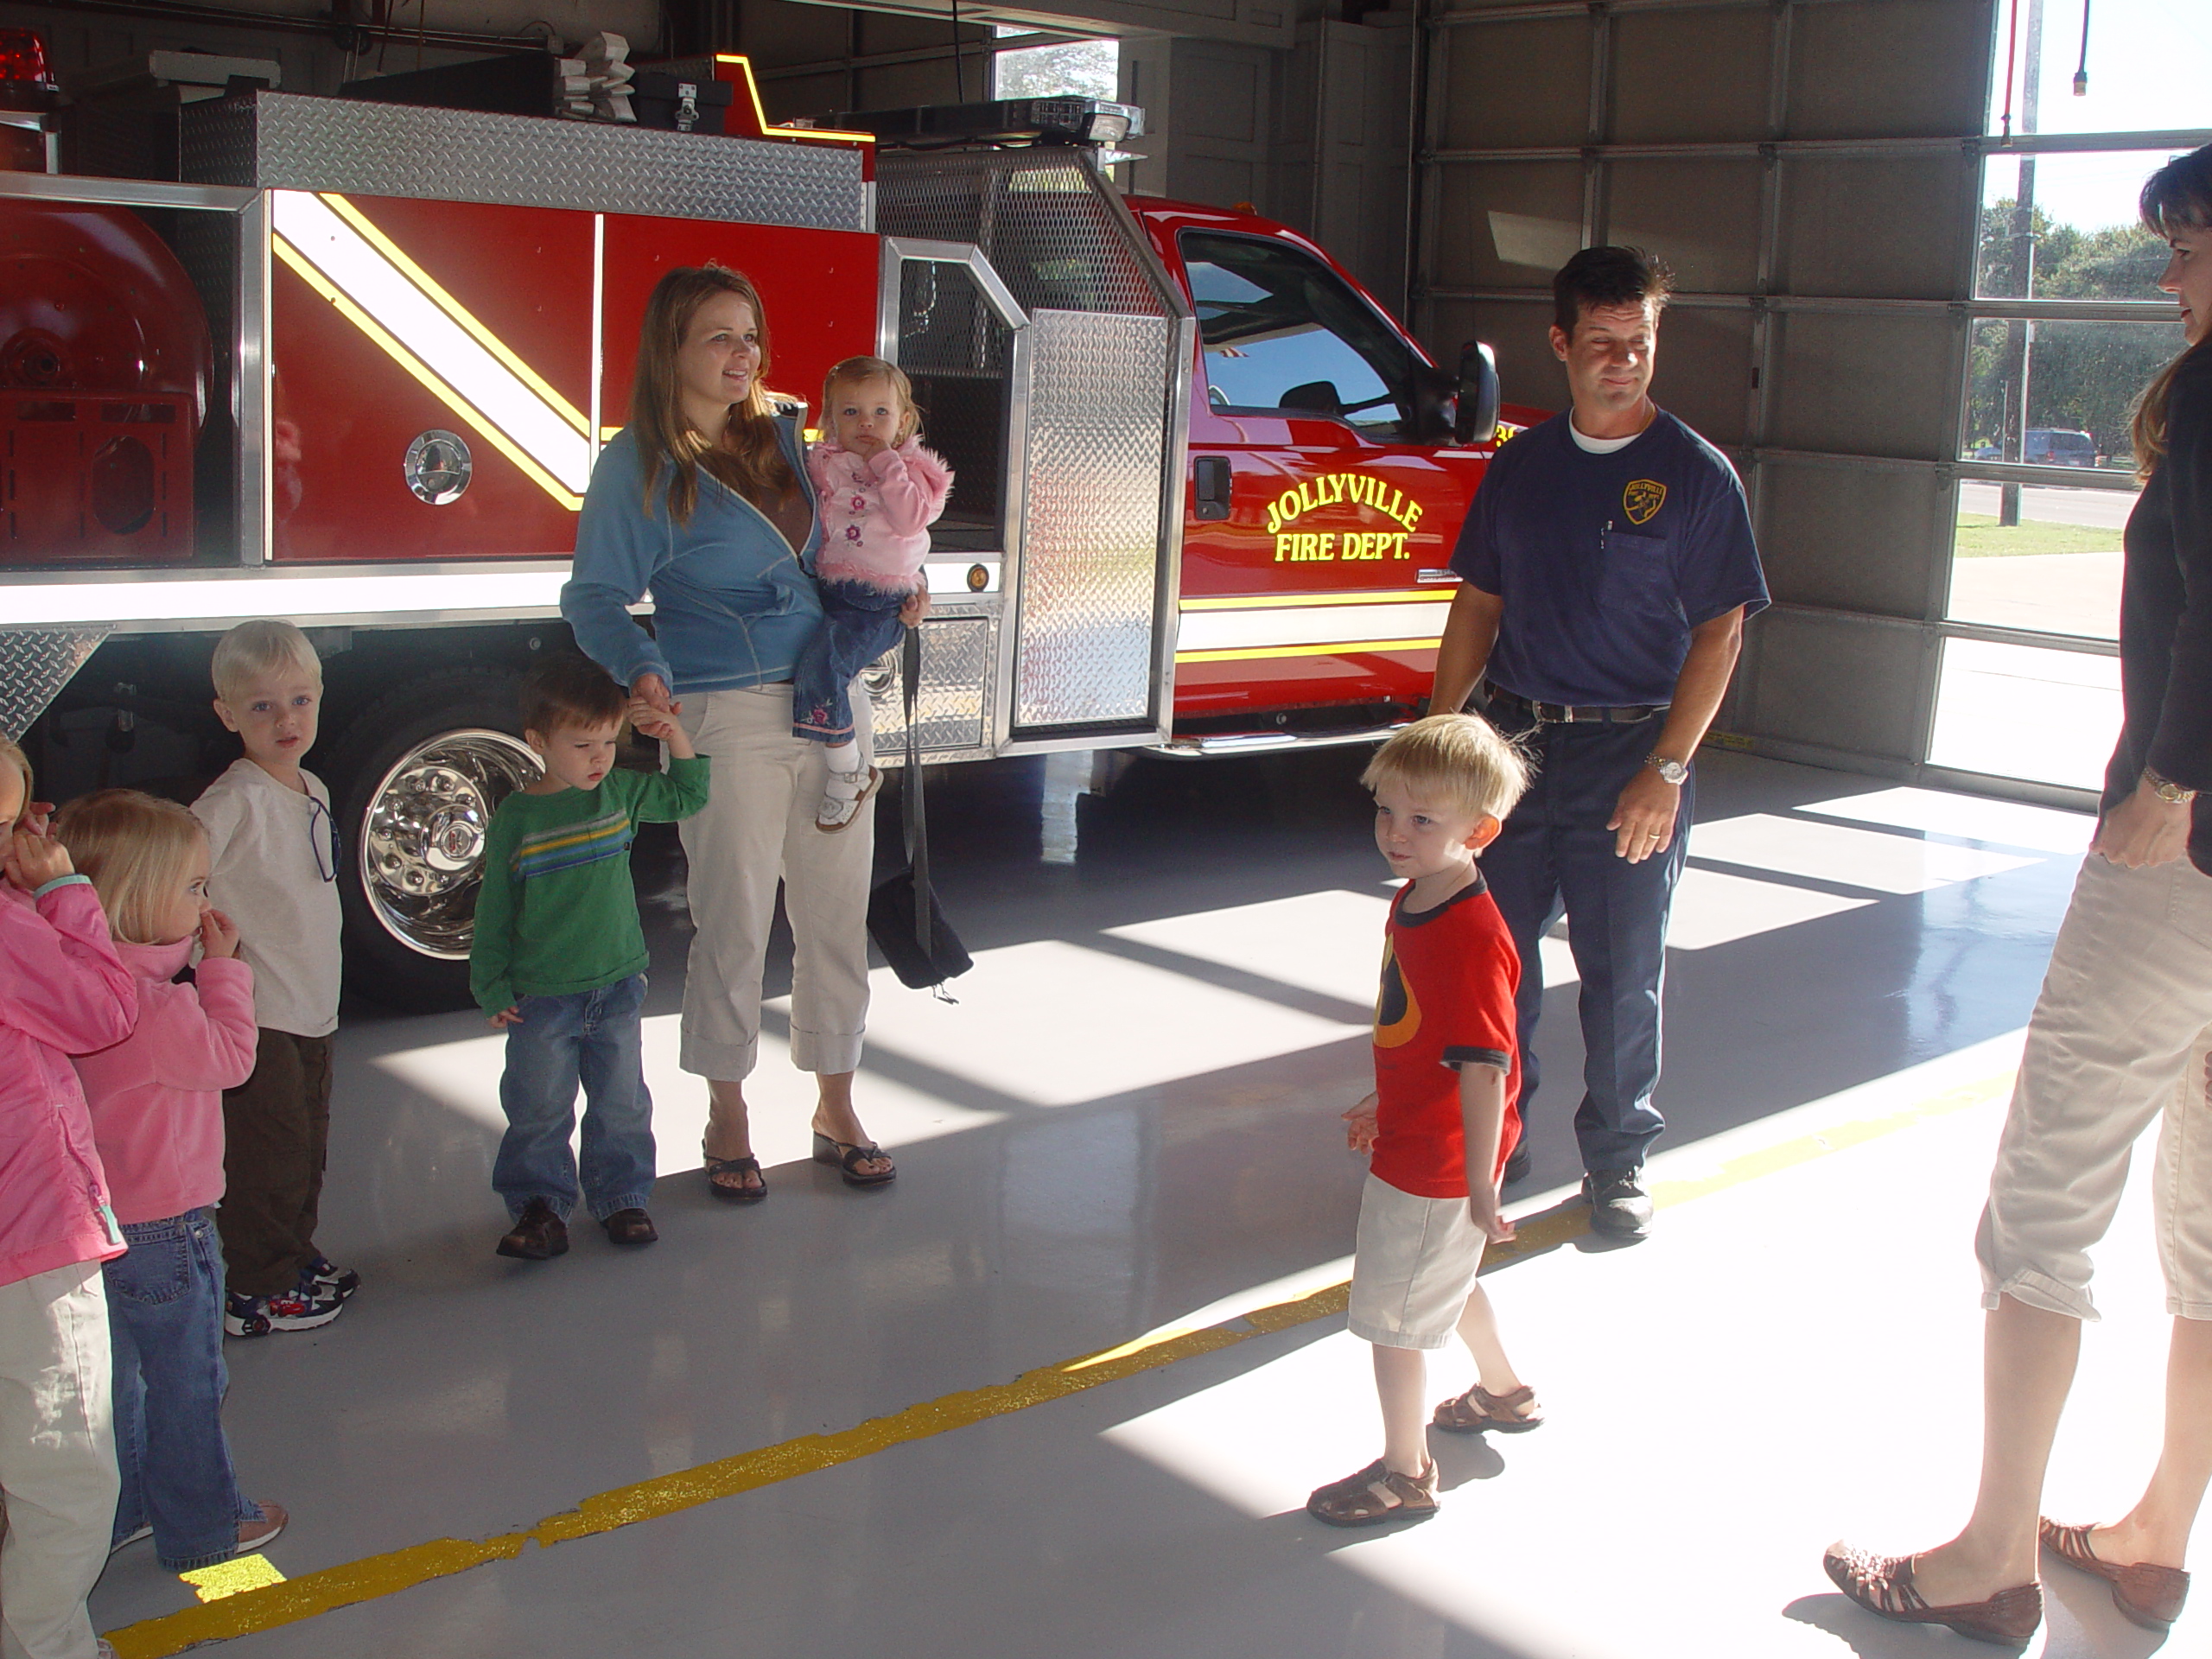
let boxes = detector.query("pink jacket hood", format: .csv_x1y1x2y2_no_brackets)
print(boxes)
0,880,134,1287
808,437,953,589
74,936,257,1226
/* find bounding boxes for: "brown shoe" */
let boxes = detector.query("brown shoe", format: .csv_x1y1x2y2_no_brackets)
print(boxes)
1433,1382,1543,1434
1306,1459,1439,1528
2040,1518,2190,1632
233,1500,287,1556
601,1207,658,1246
496,1198,569,1261
1823,1544,2042,1650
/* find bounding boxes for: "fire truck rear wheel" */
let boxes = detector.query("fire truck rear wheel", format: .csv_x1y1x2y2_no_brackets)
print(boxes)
326,670,538,1013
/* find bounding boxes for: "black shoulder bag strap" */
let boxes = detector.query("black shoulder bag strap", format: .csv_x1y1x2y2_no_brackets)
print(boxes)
902,625,931,957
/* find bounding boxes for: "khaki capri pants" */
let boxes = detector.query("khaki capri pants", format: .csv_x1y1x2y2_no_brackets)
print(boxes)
1977,852,2212,1322
675,683,874,1082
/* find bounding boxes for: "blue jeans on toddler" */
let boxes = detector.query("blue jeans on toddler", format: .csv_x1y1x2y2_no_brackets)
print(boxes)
493,972,657,1221
106,1208,262,1570
792,578,910,745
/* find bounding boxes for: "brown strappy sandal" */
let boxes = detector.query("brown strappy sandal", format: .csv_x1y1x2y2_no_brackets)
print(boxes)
1822,1544,2042,1651
1432,1382,1543,1434
2040,1517,2190,1632
1306,1459,1440,1528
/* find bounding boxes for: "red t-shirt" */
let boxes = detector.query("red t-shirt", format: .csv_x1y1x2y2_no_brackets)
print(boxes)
1370,874,1522,1199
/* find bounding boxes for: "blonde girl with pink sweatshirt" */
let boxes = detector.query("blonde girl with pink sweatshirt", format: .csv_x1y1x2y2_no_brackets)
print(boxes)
0,738,135,1659
57,791,286,1575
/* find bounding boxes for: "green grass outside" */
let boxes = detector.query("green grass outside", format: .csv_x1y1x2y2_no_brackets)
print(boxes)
1954,514,2125,557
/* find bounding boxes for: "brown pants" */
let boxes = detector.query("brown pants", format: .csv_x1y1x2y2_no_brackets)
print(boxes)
218,1028,333,1299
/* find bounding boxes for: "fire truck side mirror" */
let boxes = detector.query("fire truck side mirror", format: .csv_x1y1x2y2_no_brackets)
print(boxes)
1454,341,1500,447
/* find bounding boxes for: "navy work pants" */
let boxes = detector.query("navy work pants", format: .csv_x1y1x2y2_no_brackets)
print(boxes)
1482,712,1689,1175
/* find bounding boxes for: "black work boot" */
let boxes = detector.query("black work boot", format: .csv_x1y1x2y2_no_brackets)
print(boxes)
1582,1168,1653,1242
497,1197,569,1260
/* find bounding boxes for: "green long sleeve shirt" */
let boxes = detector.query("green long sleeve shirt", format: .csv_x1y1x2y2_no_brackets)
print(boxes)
469,757,710,1015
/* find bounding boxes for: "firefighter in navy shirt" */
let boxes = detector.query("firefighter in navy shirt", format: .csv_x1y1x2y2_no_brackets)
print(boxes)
1432,245,1769,1241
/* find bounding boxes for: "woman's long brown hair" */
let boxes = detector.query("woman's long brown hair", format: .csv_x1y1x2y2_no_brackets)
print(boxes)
2132,145,2212,480
630,265,799,524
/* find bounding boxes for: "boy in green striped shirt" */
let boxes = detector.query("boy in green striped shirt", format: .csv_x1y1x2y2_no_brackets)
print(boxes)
471,657,709,1262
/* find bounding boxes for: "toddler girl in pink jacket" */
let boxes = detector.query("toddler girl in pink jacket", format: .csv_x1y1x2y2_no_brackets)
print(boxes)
58,791,286,1575
0,738,135,1659
793,355,952,830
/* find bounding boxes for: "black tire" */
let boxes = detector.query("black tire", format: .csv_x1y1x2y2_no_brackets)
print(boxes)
323,669,537,1014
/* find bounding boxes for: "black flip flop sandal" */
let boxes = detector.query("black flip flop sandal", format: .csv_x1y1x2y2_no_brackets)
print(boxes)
812,1132,895,1186
704,1154,766,1204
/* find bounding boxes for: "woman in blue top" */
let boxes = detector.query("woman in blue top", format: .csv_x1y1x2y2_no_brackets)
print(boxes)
563,266,923,1200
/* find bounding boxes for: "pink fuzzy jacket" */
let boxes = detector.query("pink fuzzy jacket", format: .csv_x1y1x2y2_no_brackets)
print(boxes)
75,937,257,1227
807,437,953,589
0,878,134,1287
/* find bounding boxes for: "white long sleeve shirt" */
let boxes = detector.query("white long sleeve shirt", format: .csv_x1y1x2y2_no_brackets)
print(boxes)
192,759,343,1038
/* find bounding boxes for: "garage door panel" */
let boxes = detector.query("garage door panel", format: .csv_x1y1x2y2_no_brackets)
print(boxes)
1756,459,1946,617
1430,162,1585,289
1645,305,1752,447
1426,299,1561,416
1610,9,1774,144
1439,18,1592,149
1777,156,1974,299
1766,311,1958,461
1785,0,1990,139
1742,605,1929,761
1605,158,1763,294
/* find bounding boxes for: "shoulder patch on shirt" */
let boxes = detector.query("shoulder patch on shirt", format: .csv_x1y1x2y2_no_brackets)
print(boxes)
1624,479,1667,525
512,809,634,880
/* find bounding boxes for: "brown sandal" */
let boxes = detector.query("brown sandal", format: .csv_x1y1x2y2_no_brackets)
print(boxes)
2040,1517,2190,1632
1822,1544,2042,1651
1306,1459,1439,1528
1432,1382,1543,1434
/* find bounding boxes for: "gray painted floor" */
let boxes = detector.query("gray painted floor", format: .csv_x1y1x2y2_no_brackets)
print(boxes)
87,748,2199,1656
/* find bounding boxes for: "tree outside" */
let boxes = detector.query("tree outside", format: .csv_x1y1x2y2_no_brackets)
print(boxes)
993,38,1118,102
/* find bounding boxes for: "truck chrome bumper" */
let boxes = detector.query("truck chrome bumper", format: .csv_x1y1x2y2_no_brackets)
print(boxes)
1147,722,1409,760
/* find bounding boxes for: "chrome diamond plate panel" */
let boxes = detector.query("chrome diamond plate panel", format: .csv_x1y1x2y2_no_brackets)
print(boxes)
182,94,866,232
1014,309,1172,729
0,627,110,741
869,613,994,760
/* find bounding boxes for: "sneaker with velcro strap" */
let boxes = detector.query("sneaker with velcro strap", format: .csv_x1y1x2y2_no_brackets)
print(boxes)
224,1279,344,1338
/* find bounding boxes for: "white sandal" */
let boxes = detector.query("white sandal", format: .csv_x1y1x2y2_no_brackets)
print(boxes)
816,764,880,831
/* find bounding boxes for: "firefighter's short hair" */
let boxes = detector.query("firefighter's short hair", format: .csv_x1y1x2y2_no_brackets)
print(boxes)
519,654,628,738
54,790,207,947
1552,245,1673,338
1362,713,1529,824
211,619,321,703
821,356,922,447
0,736,32,830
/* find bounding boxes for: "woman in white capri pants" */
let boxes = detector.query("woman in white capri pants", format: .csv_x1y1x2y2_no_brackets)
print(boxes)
564,266,926,1200
1825,145,2212,1652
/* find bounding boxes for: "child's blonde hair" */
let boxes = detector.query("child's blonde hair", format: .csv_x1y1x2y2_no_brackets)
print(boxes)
0,737,31,830
821,356,921,446
1362,714,1529,823
211,619,321,705
54,790,207,945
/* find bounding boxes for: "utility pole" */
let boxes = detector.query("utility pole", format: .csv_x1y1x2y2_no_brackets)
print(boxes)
2000,0,2045,528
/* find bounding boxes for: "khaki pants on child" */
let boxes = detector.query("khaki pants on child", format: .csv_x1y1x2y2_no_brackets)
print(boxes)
219,1029,334,1300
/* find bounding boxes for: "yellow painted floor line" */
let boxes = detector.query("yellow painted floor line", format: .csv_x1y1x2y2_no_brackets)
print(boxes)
103,1065,2016,1658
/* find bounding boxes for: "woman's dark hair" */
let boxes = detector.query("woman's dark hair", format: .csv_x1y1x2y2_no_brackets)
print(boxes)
631,264,798,524
1553,245,1674,338
2132,144,2212,480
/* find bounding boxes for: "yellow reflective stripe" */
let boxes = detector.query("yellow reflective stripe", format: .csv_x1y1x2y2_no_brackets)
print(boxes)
1179,588,1446,612
317,194,592,438
271,233,586,512
1174,637,1440,663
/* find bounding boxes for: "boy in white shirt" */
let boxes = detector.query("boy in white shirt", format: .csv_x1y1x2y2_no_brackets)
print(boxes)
192,620,353,1337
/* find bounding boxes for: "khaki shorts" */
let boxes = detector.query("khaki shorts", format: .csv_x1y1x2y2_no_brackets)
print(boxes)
1347,1173,1483,1350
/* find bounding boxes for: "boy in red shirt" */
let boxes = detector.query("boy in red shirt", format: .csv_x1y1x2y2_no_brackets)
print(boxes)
1309,714,1542,1527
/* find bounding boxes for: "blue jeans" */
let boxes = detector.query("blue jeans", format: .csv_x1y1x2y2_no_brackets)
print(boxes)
1482,712,1690,1175
493,972,657,1221
791,579,908,745
105,1209,260,1571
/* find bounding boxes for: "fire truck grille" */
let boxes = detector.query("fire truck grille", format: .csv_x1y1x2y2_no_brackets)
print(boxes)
0,628,111,743
182,93,868,232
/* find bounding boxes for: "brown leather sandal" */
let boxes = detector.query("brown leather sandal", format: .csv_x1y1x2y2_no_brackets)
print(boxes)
2040,1517,2190,1632
1822,1544,2042,1651
1432,1382,1543,1434
1306,1459,1439,1528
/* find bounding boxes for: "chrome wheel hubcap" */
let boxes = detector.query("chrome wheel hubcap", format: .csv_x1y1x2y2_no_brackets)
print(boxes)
359,729,540,959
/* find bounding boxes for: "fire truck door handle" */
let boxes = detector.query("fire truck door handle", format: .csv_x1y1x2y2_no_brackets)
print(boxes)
1192,456,1232,521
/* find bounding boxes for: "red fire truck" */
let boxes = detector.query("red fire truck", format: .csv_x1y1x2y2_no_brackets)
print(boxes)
0,34,1526,1006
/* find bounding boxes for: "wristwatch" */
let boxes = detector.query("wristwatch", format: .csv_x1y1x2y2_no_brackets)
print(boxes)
2145,766,2199,805
1645,752,1690,787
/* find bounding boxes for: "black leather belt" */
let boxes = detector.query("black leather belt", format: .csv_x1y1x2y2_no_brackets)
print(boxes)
1484,683,1668,727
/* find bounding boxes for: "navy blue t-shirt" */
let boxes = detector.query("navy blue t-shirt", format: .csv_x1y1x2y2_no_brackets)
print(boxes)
1451,410,1769,707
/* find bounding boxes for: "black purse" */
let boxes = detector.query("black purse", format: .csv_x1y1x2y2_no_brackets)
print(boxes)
866,627,972,995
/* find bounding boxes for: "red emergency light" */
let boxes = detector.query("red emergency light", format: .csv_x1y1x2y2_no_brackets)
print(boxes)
0,28,56,100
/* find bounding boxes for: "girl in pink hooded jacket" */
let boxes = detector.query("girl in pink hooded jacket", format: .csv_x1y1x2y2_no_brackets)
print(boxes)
792,356,953,830
58,791,287,1575
0,739,135,1659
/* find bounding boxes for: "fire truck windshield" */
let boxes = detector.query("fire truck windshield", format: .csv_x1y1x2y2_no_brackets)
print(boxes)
1180,230,1418,442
